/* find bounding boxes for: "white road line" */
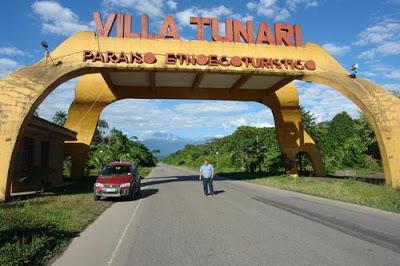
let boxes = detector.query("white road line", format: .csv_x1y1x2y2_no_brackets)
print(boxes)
107,199,142,265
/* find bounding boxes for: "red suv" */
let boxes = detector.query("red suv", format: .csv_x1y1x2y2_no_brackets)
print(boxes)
94,162,141,201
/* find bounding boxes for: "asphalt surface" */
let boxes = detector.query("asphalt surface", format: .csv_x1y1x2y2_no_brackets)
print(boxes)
53,164,400,266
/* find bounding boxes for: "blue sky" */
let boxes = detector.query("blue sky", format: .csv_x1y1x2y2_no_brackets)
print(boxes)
0,0,399,140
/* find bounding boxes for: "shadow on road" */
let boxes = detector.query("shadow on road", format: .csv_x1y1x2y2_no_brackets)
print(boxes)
213,190,225,195
103,188,159,202
140,188,159,199
142,175,226,195
142,175,228,187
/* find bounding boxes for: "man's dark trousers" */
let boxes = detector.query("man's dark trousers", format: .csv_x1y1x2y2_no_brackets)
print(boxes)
202,177,214,195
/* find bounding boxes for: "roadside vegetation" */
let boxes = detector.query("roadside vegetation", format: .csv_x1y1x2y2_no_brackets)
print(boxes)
165,110,383,175
0,112,157,266
138,167,154,177
0,181,112,266
52,111,158,177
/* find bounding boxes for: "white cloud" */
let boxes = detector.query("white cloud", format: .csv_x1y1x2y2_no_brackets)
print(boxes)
355,19,400,46
176,5,232,26
32,1,92,36
358,49,376,60
0,47,25,56
240,14,255,21
386,69,400,80
356,19,400,59
0,58,21,78
103,0,166,17
221,109,274,129
37,79,77,120
297,82,360,122
376,41,400,55
175,5,253,35
174,101,250,114
166,0,177,10
361,64,400,81
247,2,258,10
99,99,274,139
321,43,351,57
382,83,400,92
0,47,26,78
176,8,198,26
286,0,319,10
359,41,400,59
247,0,319,21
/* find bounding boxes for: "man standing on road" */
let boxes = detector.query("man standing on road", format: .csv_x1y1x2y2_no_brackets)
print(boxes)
199,159,215,196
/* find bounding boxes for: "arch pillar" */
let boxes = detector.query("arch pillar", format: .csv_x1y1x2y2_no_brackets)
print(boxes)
302,73,400,187
64,103,107,179
0,67,83,200
264,83,325,176
64,74,116,179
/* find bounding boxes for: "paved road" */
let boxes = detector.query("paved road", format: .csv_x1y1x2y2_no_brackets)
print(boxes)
54,164,400,266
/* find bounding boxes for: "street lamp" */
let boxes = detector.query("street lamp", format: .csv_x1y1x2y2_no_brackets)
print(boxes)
40,41,62,66
350,63,358,78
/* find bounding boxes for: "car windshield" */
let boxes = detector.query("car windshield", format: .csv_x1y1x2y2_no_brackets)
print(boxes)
101,165,131,176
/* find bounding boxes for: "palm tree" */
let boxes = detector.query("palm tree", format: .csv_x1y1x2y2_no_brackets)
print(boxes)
97,119,109,135
93,119,109,143
52,110,67,126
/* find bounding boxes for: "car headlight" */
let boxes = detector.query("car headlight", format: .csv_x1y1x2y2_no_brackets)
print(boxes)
120,183,131,188
95,182,104,188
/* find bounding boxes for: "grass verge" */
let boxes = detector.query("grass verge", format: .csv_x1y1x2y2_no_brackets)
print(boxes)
138,167,153,178
220,172,400,214
0,181,112,266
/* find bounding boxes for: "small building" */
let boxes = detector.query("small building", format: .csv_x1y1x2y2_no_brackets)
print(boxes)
11,116,77,194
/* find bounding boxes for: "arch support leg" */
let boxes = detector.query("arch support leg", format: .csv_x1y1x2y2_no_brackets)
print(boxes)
302,74,400,187
64,74,116,179
264,83,325,176
64,103,106,179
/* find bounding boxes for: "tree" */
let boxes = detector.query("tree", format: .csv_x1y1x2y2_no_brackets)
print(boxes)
390,90,400,98
164,126,282,174
221,127,272,173
52,110,67,126
93,119,109,143
86,128,157,174
165,110,386,176
97,119,109,135
296,152,314,176
300,108,319,141
354,112,380,160
327,112,355,145
340,137,368,167
151,149,161,154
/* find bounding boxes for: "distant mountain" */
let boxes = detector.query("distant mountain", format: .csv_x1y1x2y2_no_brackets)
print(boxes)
142,132,207,159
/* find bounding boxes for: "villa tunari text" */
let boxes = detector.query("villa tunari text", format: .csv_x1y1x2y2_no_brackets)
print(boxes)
93,12,302,47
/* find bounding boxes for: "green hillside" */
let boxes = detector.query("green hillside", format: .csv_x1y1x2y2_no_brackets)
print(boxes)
165,109,382,176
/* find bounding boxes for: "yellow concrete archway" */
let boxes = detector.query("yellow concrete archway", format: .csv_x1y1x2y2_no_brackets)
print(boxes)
0,31,399,200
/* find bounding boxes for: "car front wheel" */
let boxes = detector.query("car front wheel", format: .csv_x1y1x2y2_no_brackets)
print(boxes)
94,194,100,201
128,189,135,201
135,183,141,195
